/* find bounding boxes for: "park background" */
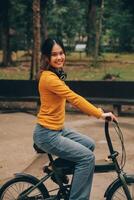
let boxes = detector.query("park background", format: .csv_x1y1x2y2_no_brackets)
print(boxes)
0,0,134,81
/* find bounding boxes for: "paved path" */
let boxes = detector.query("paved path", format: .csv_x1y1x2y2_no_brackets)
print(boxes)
0,112,134,199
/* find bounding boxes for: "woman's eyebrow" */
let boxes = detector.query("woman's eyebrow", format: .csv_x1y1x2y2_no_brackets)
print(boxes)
51,50,63,53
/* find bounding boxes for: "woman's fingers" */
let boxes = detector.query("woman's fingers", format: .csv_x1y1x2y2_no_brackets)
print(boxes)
101,112,118,122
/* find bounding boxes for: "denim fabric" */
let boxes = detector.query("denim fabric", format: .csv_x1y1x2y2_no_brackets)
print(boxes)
33,124,95,200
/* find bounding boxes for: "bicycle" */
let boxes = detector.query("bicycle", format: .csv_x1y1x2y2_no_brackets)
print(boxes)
0,119,134,200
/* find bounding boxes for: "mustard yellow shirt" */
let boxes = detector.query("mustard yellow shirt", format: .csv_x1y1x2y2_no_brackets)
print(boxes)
37,71,102,130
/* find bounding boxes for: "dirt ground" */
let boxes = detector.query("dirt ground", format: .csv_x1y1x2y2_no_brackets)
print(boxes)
0,112,134,199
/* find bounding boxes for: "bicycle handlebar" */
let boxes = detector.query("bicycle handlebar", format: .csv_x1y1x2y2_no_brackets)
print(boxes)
105,116,118,124
105,120,115,155
104,118,126,169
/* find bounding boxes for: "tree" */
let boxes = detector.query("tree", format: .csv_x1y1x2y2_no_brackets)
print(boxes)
32,0,41,79
44,0,86,48
104,0,134,52
0,0,12,66
40,0,49,40
86,0,97,56
94,0,104,66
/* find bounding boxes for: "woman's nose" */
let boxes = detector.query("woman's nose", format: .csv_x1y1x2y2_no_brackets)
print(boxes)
57,54,62,59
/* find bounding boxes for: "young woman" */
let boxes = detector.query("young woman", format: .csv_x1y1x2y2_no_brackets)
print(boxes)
33,38,117,200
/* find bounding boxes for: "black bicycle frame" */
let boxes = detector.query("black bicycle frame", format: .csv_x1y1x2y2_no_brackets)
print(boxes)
105,121,132,200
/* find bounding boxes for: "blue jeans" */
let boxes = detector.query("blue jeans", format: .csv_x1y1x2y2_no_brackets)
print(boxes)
33,124,95,200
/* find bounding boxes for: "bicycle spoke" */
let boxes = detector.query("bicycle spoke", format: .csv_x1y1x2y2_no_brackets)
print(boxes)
1,181,44,200
111,184,134,200
129,184,134,199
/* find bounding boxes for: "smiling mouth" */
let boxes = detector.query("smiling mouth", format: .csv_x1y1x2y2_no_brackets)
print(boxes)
56,62,64,65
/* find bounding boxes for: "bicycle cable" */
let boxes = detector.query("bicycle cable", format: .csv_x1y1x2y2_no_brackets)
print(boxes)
113,122,126,169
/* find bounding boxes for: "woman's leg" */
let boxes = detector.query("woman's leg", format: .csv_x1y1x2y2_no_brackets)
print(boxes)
61,128,95,200
62,128,95,152
33,124,95,200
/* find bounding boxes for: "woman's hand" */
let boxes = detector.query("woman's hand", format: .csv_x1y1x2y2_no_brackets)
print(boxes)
101,112,118,122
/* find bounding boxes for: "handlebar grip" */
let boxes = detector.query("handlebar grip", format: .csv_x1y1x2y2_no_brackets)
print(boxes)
105,116,112,121
105,116,118,124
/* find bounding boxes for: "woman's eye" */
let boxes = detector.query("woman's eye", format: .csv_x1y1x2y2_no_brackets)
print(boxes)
51,53,57,57
51,51,64,57
59,52,64,56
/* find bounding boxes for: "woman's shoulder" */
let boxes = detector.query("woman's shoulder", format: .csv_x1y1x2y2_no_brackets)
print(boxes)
41,70,56,78
41,70,59,82
42,70,54,76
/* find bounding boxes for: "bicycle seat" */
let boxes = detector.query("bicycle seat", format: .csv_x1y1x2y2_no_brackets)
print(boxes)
33,143,46,154
33,143,75,174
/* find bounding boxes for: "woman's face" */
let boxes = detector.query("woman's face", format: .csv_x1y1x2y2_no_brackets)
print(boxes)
49,43,65,69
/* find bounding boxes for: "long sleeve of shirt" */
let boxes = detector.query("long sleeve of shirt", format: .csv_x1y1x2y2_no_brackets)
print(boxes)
37,71,102,130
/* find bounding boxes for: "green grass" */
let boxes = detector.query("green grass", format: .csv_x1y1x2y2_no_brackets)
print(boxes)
0,52,134,81
66,52,134,80
78,64,133,80
0,66,30,80
66,65,134,81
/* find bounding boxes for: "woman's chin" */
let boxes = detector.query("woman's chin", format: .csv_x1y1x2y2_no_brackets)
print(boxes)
53,65,63,69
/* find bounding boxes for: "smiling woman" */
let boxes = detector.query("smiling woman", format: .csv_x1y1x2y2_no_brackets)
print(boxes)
33,38,117,200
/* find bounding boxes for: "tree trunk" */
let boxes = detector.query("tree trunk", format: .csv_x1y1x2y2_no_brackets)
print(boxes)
1,0,12,66
41,0,48,40
86,0,97,56
41,12,48,40
93,0,104,66
32,0,41,79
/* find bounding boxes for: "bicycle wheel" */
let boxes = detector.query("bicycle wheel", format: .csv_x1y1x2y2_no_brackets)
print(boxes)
0,176,49,200
106,176,134,200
